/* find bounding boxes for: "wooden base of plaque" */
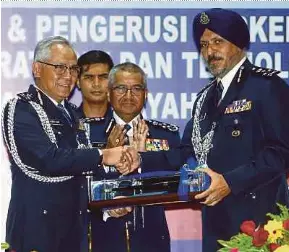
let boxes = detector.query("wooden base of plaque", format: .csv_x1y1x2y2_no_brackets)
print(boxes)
89,192,201,211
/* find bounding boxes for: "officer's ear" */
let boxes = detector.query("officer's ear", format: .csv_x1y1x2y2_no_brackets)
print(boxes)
32,62,41,78
76,80,81,90
143,89,148,108
107,91,111,102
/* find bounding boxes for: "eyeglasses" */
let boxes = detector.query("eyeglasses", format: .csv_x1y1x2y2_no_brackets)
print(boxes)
112,85,145,96
38,61,80,77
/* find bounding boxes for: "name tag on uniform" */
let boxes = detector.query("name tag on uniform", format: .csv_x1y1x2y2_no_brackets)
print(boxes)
145,138,169,151
49,119,64,126
92,142,106,149
225,99,252,114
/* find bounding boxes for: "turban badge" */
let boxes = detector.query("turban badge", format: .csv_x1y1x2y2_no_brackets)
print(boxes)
200,12,210,25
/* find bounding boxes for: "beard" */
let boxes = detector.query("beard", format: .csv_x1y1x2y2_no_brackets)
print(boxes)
208,64,227,78
206,56,228,78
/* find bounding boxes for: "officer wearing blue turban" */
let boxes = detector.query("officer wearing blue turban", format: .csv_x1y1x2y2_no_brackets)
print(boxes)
181,8,289,252
193,8,250,52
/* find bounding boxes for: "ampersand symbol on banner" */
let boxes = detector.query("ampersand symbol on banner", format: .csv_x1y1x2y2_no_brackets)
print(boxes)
8,14,26,43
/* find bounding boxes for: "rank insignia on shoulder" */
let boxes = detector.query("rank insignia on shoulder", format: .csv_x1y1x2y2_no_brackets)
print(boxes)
251,66,280,77
147,120,179,132
67,102,77,109
81,117,105,123
17,92,34,102
146,138,170,151
225,99,252,114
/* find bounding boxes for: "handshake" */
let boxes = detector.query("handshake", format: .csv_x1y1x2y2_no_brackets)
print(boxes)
101,146,141,175
100,119,149,175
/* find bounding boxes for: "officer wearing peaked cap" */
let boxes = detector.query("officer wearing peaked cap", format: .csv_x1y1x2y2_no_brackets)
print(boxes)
181,8,289,251
85,62,181,252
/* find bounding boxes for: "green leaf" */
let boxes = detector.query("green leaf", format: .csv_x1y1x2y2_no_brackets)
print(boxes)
217,248,231,252
218,233,254,249
267,203,289,221
1,242,10,250
218,204,289,251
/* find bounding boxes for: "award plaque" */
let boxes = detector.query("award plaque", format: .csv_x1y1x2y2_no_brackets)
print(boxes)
88,164,211,211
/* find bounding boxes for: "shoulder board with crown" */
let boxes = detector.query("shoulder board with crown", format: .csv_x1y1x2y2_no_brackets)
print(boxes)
17,92,35,102
251,65,280,77
196,80,215,97
81,117,106,123
146,119,179,132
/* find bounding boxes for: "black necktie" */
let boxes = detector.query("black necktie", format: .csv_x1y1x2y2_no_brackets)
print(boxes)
214,81,224,107
124,124,131,145
57,103,72,126
124,124,131,132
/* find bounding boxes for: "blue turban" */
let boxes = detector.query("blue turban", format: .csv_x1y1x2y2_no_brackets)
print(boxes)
193,8,250,51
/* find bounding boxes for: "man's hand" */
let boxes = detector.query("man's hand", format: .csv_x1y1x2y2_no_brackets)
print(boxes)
106,125,126,148
107,207,132,218
102,146,132,173
194,167,231,206
132,119,149,152
115,146,141,175
106,196,132,218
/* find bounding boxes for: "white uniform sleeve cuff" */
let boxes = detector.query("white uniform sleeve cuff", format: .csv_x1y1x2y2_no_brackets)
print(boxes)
103,210,111,221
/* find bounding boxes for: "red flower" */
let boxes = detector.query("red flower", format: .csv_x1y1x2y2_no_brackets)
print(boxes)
230,249,239,252
268,243,281,252
252,227,269,247
240,220,256,236
283,219,289,230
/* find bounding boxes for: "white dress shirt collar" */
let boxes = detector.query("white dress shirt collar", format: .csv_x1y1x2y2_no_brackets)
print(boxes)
113,112,141,137
217,57,246,99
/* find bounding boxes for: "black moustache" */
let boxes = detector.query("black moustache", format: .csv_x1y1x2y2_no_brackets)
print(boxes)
208,57,222,63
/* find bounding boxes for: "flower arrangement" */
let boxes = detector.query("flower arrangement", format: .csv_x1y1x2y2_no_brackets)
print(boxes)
218,203,289,252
